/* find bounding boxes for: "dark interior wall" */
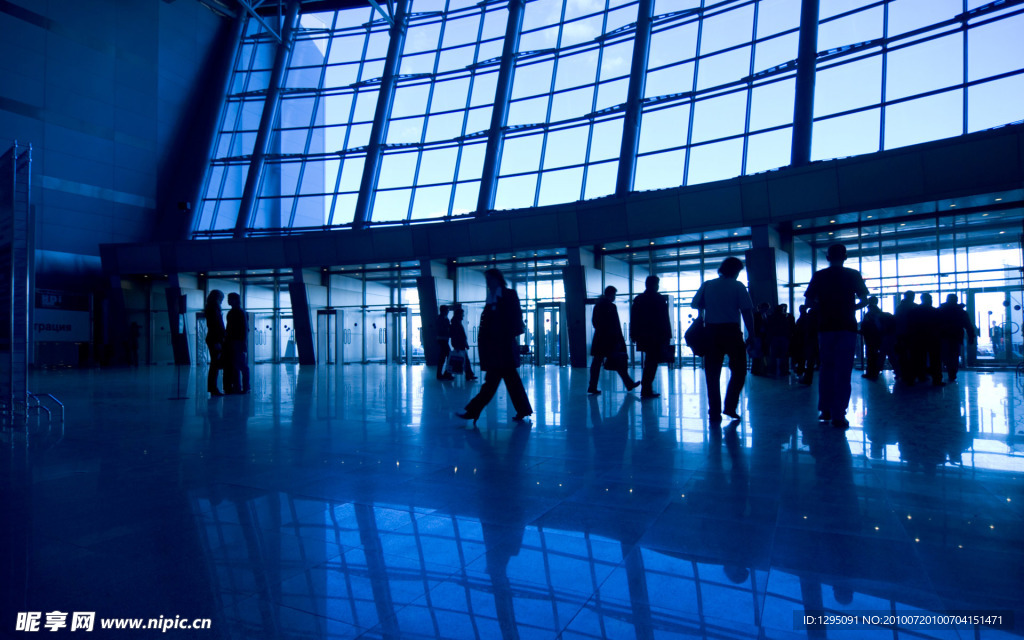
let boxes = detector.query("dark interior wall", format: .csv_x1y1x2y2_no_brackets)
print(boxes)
0,0,227,289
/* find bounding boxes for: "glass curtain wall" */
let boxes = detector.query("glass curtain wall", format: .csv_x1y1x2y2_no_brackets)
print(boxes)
195,0,1024,235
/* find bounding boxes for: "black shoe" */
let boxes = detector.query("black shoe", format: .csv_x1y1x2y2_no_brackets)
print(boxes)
932,380,946,387
640,392,660,399
723,409,741,420
587,388,601,395
456,411,479,426
466,375,478,381
831,416,850,429
708,414,723,423
512,412,532,422
629,381,642,391
209,388,223,396
818,411,831,422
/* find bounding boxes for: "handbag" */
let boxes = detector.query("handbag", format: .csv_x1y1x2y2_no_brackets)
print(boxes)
447,349,466,374
604,351,628,371
684,317,709,357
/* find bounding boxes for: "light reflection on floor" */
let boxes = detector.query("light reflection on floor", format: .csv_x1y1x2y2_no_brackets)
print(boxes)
3,364,1022,639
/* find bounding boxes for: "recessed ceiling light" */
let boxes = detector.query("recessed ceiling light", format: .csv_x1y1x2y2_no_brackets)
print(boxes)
829,220,835,224
950,204,956,207
649,241,654,245
625,244,630,248
796,224,802,228
907,210,914,213
866,215,873,219
995,197,1003,201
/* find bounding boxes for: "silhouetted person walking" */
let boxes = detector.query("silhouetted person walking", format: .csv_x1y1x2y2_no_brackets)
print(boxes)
893,291,917,381
204,290,226,397
794,304,817,385
450,306,477,381
691,257,755,423
224,292,250,394
860,296,885,381
436,305,454,380
909,292,944,386
805,244,869,428
630,276,672,399
588,286,640,395
458,269,532,425
937,293,976,382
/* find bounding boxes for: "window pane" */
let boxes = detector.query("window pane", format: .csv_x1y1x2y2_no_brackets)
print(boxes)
417,147,459,185
635,150,684,190
430,77,470,113
495,174,538,209
452,180,479,215
371,189,411,222
555,51,599,91
649,23,699,68
817,6,883,51
544,126,590,169
377,152,418,189
596,78,629,109
499,135,543,175
550,86,595,122
815,57,881,117
458,142,486,181
687,138,743,185
968,15,1024,81
584,161,617,199
601,41,635,81
756,0,800,39
696,46,751,91
391,84,430,118
691,91,747,143
538,167,584,205
753,32,798,73
507,96,548,127
588,118,624,161
750,78,794,130
700,5,754,55
887,0,961,37
968,74,1024,132
387,116,425,144
645,63,695,99
639,105,690,153
512,60,554,99
425,111,465,142
411,185,452,219
885,34,962,101
884,90,963,150
812,108,880,160
745,127,792,174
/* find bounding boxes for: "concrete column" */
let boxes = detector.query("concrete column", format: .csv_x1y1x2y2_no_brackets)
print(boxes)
744,225,788,309
791,0,820,167
563,248,592,368
416,259,454,367
287,268,317,365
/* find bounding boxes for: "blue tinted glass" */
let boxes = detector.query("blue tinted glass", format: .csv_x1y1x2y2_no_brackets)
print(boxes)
749,78,795,130
425,112,465,142
550,86,595,121
543,126,590,169
639,105,690,153
372,189,412,222
451,180,480,214
811,108,880,161
588,118,624,161
411,184,453,219
512,61,555,99
458,142,486,181
538,167,584,205
700,5,755,55
507,96,549,127
430,77,471,113
814,57,881,117
600,41,635,81
691,90,748,143
887,0,961,37
756,0,800,38
884,90,963,150
378,152,419,189
645,63,695,98
817,6,883,51
441,13,483,48
386,116,425,144
338,157,364,192
649,23,699,68
634,150,684,190
687,138,743,184
745,127,792,173
495,174,538,209
404,20,442,54
499,135,544,175
417,147,459,184
328,194,357,224
968,15,1024,81
886,34,962,101
596,78,629,109
561,15,604,47
753,32,797,73
968,74,1024,133
391,84,431,117
819,0,876,21
555,51,600,91
696,46,751,91
584,160,617,199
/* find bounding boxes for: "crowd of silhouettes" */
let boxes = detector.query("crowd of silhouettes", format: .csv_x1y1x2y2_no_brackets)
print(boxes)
204,289,250,397
435,247,979,429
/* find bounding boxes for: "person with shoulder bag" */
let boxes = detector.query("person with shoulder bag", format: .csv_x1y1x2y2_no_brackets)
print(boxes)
588,286,640,395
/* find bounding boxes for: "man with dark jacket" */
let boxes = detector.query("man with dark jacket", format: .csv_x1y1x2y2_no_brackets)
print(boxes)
436,305,454,380
937,293,976,382
588,286,639,395
630,276,672,399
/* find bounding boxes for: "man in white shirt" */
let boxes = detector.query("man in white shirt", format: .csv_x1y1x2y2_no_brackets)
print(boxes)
691,257,755,423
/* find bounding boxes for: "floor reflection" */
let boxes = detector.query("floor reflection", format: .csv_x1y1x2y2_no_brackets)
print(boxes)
6,365,1023,639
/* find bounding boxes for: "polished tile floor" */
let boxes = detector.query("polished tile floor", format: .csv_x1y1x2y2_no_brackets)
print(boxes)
3,363,1023,639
